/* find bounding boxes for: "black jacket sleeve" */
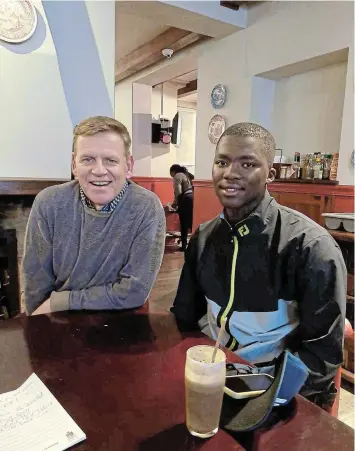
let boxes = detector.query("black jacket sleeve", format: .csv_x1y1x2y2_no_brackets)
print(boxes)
296,234,347,396
170,228,207,329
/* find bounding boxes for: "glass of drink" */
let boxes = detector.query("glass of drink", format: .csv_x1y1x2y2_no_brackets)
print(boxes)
185,345,226,438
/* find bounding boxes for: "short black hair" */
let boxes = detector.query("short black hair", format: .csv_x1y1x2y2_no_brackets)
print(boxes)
170,164,187,174
217,122,276,166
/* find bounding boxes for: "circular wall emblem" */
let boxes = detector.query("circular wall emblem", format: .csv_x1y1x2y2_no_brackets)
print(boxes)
208,114,226,144
0,1,37,44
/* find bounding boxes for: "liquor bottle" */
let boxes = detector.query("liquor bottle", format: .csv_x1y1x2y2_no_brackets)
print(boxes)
291,152,301,179
304,154,314,179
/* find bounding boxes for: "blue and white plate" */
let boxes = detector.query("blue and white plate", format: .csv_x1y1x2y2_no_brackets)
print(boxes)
211,84,226,109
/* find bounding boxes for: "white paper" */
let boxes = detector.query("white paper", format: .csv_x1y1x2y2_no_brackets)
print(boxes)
0,373,86,451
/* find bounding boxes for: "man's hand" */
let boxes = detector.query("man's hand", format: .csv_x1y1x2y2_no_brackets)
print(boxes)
32,299,52,316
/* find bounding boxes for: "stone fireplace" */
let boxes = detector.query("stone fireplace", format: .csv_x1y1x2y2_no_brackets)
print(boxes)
0,180,65,316
0,196,34,315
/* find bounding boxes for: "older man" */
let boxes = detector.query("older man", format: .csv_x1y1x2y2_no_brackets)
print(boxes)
23,116,166,315
171,122,346,407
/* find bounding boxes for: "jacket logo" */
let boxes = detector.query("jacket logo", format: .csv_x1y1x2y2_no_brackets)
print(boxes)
238,224,249,237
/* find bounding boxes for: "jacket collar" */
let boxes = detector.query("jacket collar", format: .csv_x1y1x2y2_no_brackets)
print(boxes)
220,190,275,238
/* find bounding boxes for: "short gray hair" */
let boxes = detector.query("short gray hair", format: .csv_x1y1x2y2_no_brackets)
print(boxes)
217,122,276,166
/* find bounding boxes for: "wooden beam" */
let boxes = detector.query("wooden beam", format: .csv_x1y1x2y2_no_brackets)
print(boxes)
115,28,207,83
220,1,243,11
0,179,66,196
178,79,197,97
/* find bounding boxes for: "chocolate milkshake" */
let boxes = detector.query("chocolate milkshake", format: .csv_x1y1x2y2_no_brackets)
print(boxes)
185,345,226,438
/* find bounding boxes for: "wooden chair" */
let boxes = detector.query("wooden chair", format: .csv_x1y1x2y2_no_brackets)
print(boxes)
329,318,354,418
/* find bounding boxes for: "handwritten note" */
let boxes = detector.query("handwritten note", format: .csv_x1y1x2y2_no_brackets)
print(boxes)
0,373,86,451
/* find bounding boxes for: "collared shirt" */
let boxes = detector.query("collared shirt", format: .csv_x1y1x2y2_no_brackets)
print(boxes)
79,180,129,213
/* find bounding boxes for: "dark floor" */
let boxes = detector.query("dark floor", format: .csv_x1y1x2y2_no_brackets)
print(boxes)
149,251,354,428
148,252,184,314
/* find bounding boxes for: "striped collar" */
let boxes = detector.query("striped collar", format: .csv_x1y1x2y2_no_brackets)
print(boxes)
79,180,129,213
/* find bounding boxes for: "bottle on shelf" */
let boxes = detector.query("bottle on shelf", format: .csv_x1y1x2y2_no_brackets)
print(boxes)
291,152,301,179
304,154,314,179
322,154,332,180
330,153,339,181
313,156,323,180
301,154,309,179
300,154,306,179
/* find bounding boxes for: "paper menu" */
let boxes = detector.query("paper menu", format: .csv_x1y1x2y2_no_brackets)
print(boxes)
0,373,86,451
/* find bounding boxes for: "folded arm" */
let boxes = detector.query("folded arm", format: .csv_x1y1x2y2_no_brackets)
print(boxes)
296,235,347,396
50,206,166,312
170,229,207,329
22,198,55,315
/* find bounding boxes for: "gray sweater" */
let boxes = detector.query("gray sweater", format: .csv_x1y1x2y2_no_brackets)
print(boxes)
22,181,166,315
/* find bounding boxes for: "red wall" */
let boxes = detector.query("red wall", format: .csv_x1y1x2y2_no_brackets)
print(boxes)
132,176,354,231
132,177,179,232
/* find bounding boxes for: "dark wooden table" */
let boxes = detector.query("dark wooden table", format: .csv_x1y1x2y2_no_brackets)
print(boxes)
1,311,354,450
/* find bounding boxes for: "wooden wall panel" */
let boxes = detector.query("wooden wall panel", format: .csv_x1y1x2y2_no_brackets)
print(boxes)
192,180,354,230
132,177,178,232
332,196,354,213
153,179,174,206
192,182,221,231
98,177,355,232
131,177,153,192
132,177,173,206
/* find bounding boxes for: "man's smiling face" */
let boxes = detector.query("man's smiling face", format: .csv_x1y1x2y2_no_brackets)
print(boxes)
212,135,275,213
72,131,133,210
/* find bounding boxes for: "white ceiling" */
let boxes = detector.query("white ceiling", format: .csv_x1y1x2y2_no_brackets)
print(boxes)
115,9,170,61
115,1,242,65
136,47,200,87
174,70,198,84
180,92,197,103
116,1,242,38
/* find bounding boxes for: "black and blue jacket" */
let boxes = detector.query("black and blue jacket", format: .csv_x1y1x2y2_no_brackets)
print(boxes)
171,191,347,395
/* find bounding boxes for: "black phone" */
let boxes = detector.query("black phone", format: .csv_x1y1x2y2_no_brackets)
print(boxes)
225,374,273,393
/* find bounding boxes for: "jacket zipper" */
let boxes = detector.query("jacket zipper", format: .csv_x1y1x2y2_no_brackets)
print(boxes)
220,233,239,350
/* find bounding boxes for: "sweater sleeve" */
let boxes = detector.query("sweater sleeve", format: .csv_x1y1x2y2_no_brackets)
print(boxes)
22,197,55,315
50,203,166,312
296,235,347,396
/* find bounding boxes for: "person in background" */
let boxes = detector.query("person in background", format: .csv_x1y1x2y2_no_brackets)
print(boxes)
170,164,194,252
23,116,166,315
171,122,346,409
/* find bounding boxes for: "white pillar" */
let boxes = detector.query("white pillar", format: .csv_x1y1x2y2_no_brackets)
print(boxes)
0,1,115,180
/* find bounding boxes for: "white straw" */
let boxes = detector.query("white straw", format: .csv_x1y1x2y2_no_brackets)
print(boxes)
211,319,226,363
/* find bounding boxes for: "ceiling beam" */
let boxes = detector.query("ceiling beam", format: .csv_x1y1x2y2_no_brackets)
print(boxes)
178,79,197,97
220,1,246,11
115,28,207,83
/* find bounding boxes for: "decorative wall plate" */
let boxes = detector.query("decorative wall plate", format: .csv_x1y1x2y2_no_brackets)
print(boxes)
0,1,37,44
208,114,226,144
211,84,226,109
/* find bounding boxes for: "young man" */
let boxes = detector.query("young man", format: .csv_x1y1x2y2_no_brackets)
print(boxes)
171,123,346,405
23,116,166,315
